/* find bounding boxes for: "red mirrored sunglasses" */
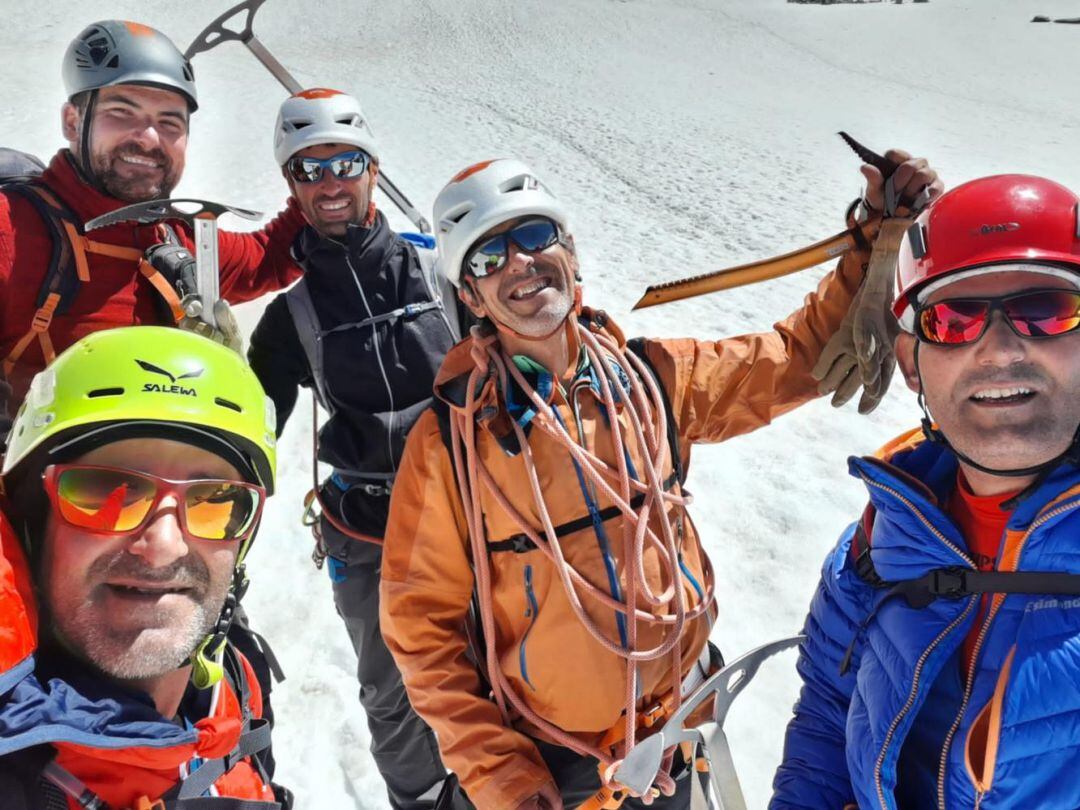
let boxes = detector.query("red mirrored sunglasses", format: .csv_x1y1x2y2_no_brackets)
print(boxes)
915,288,1080,346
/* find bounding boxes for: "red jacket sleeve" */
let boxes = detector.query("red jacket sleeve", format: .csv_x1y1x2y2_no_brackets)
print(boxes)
213,197,306,304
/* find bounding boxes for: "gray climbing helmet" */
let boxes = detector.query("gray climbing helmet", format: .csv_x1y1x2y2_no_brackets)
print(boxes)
62,20,198,111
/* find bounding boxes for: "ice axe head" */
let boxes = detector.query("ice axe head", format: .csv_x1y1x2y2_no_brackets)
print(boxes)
184,0,267,60
83,198,261,232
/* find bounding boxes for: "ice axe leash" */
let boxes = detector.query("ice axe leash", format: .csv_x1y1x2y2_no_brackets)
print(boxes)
609,635,804,810
85,198,261,330
631,132,928,310
185,0,432,234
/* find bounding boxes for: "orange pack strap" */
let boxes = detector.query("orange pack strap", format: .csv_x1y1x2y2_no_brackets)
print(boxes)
138,257,185,323
3,292,61,375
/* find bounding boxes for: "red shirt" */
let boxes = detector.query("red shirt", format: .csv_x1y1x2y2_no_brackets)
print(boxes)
0,150,305,407
946,471,1017,673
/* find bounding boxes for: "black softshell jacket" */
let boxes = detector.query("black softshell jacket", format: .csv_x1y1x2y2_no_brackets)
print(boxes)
248,212,457,535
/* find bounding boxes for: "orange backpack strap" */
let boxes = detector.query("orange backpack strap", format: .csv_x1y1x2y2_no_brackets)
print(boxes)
1,182,185,377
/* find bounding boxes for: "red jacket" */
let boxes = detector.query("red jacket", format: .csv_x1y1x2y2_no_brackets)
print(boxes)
0,512,281,809
0,150,305,406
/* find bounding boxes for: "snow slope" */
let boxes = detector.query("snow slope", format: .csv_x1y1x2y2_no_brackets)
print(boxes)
4,0,1080,805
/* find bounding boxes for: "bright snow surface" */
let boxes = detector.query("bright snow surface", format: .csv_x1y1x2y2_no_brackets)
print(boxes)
4,0,1080,805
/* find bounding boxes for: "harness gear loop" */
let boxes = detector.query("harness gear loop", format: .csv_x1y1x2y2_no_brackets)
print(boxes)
448,317,716,798
304,389,385,549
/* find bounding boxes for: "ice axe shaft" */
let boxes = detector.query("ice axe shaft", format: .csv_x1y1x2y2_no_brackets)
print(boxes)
185,0,432,233
193,214,221,328
633,221,879,310
634,131,916,310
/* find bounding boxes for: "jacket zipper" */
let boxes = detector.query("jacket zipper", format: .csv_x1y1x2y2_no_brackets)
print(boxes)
345,253,398,473
938,496,1080,808
862,476,977,810
520,564,539,690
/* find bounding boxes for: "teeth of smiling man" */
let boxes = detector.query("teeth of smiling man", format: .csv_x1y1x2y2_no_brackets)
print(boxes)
120,155,160,168
318,199,350,211
972,387,1034,401
511,279,550,299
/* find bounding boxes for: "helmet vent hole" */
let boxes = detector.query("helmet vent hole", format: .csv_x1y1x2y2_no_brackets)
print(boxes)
336,114,362,127
87,387,124,398
105,54,120,69
215,397,242,413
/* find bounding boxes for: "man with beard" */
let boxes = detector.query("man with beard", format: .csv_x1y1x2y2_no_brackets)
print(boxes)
247,89,464,810
772,175,1080,810
378,155,940,809
0,326,289,809
0,20,306,421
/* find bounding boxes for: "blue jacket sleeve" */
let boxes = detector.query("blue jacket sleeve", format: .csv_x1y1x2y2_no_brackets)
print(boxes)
770,522,873,810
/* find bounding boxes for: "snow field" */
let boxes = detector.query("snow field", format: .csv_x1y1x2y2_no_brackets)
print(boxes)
3,0,1079,805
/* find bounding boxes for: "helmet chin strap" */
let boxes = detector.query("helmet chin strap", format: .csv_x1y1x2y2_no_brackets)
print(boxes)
76,90,109,197
914,340,1080,488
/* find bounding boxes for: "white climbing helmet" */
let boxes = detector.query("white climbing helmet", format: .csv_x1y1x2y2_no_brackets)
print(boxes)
273,88,379,166
432,159,570,287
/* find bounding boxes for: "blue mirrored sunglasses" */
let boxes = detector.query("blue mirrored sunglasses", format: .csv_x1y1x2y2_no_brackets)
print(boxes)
464,218,562,278
286,149,370,184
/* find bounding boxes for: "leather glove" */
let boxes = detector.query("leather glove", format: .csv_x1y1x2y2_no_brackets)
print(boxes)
812,217,906,414
180,299,243,355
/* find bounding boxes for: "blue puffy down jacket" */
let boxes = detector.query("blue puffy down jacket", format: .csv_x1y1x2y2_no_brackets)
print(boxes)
771,432,1080,810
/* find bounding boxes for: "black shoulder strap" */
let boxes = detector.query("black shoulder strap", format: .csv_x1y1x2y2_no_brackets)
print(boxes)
0,747,66,810
850,500,1080,605
1,181,83,313
626,337,685,486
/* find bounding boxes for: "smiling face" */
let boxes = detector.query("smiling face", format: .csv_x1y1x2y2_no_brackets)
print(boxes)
39,438,241,680
897,270,1080,478
461,216,579,339
285,142,377,237
63,84,189,201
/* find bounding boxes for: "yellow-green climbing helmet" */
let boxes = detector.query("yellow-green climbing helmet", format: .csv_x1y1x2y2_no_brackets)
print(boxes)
2,326,276,494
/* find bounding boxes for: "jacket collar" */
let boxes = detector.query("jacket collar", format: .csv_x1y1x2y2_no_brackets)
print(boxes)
40,150,141,224
432,308,628,455
848,433,1080,580
293,209,394,279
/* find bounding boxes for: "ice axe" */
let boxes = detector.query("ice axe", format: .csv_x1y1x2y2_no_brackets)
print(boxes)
631,133,929,310
85,198,261,329
185,0,432,234
612,635,804,808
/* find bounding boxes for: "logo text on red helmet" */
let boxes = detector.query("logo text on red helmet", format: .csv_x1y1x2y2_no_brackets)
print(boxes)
973,222,1021,236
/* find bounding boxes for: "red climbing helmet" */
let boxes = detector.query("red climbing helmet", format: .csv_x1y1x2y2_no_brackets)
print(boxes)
894,174,1080,330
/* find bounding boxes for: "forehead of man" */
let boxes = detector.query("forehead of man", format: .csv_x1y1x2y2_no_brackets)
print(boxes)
924,268,1080,304
95,84,189,124
71,437,241,481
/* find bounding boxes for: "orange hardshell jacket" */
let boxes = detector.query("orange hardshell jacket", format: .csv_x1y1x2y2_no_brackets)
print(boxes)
0,512,278,808
380,247,867,808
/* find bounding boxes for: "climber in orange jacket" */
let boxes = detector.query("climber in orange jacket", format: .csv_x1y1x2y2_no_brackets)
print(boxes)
380,154,942,809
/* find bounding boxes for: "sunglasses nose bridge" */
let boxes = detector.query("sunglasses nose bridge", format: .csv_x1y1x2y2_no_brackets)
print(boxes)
126,497,189,567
